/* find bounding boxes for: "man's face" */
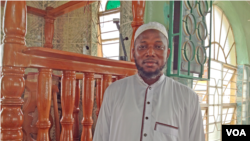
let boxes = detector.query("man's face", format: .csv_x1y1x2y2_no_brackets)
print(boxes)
133,29,170,79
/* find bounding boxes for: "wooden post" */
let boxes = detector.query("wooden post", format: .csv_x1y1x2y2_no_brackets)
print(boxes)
1,67,25,140
44,7,55,49
36,69,53,141
60,71,76,141
0,1,27,140
95,78,102,117
81,73,95,141
73,79,80,141
130,0,145,62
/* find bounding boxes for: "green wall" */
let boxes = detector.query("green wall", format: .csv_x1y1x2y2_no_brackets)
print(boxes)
144,1,170,30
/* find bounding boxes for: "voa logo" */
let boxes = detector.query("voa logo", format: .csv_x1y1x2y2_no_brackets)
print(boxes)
226,129,246,136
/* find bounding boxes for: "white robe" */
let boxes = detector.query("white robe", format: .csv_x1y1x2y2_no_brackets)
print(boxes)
93,73,205,141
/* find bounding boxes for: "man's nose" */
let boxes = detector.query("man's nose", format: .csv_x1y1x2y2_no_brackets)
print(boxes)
146,46,155,56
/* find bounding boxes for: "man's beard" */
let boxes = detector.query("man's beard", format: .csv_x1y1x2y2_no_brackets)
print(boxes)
134,57,166,79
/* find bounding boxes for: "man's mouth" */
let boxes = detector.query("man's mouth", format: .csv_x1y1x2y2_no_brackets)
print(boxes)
143,60,158,66
145,62,155,66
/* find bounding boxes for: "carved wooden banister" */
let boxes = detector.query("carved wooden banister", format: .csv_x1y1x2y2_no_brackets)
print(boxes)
102,74,112,102
22,80,38,141
60,71,76,141
81,72,95,141
18,47,137,75
36,68,53,141
0,1,27,140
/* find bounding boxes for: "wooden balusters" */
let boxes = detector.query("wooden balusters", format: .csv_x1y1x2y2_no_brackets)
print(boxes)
60,71,76,141
73,79,80,141
102,74,112,104
130,0,145,62
52,85,60,141
36,69,52,141
44,7,55,49
81,73,95,141
95,78,102,117
1,1,27,140
1,67,25,140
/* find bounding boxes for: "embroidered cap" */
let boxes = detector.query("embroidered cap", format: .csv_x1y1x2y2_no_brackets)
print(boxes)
134,22,168,42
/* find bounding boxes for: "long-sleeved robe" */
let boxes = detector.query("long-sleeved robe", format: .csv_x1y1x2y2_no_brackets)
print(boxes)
93,73,205,141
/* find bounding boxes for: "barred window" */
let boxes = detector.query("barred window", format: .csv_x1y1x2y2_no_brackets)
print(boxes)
193,5,237,141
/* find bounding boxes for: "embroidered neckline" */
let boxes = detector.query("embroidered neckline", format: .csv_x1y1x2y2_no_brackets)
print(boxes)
135,73,165,87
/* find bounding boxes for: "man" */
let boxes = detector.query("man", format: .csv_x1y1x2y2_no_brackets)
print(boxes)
93,22,205,141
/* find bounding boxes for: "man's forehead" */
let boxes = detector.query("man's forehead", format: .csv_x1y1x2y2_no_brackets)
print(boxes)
137,30,167,41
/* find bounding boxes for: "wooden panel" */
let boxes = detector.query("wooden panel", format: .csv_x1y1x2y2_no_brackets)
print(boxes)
23,80,38,141
81,73,95,141
60,71,76,141
36,69,52,141
49,1,96,17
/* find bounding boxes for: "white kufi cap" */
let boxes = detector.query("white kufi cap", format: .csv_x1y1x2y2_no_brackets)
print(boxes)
134,22,168,42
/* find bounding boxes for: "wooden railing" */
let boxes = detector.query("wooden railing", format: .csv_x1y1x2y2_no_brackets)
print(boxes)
0,1,145,141
1,34,136,140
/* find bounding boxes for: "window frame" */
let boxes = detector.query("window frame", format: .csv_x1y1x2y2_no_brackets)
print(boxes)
98,2,121,60
194,5,237,141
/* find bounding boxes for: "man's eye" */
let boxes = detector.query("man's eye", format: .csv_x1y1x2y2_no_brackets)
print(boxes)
155,45,164,49
139,46,146,49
